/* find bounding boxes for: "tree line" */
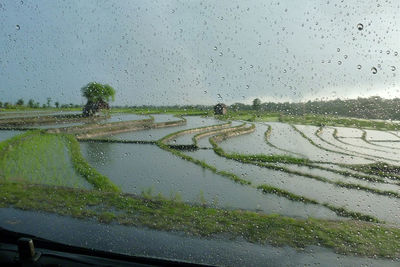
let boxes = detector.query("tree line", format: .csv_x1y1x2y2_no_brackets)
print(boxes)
233,96,400,120
0,98,81,109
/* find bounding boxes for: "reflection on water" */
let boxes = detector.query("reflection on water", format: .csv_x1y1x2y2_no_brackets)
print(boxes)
80,142,340,220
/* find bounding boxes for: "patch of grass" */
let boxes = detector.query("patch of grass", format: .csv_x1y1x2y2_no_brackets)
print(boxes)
1,181,398,259
257,185,318,204
0,131,88,188
63,134,120,192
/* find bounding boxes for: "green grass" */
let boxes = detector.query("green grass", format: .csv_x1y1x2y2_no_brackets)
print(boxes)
1,181,399,259
257,185,318,204
0,131,88,188
0,131,119,192
63,134,120,192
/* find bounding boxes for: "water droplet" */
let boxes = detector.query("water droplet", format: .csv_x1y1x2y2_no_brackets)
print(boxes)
246,85,250,89
371,67,377,74
395,52,398,56
357,65,362,70
386,50,390,55
219,52,223,56
16,25,20,30
338,61,342,65
337,48,340,52
357,23,363,30
391,66,396,71
213,46,217,51
344,55,348,59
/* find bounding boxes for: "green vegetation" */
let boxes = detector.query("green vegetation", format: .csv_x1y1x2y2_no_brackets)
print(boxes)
2,181,398,258
0,131,88,188
0,131,119,192
63,134,120,192
257,185,318,204
81,82,116,117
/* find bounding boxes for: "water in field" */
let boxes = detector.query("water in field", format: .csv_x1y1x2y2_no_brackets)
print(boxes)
152,114,178,123
0,130,23,142
99,113,149,123
79,142,340,220
218,122,298,156
108,116,224,141
184,149,400,224
294,124,374,164
365,129,400,141
170,121,241,146
334,126,363,138
319,127,400,164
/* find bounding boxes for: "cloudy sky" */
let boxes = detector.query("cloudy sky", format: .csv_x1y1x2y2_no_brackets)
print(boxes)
0,0,399,106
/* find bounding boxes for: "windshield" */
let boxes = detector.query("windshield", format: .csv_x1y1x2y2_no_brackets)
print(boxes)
1,0,400,266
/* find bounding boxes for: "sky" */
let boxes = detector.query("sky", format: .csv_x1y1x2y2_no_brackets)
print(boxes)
0,0,399,106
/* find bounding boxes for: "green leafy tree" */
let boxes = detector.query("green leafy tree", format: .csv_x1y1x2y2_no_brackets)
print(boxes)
27,99,35,108
16,98,24,106
252,98,261,110
81,82,115,116
55,101,59,108
47,97,52,107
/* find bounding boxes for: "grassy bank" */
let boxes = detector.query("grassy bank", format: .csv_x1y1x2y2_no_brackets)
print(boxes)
1,181,398,259
0,131,89,188
0,131,119,192
63,134,120,192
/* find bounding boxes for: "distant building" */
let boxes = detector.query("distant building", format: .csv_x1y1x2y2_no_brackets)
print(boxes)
214,103,227,115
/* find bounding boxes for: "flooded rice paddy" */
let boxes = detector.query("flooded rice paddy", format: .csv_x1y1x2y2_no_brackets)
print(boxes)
2,113,400,225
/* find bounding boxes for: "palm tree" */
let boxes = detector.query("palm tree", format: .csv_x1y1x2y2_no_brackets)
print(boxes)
81,82,115,116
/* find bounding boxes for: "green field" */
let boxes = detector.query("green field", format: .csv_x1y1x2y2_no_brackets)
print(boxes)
0,131,90,188
0,113,400,259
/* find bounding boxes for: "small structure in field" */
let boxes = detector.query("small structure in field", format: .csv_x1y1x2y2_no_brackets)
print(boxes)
214,103,227,115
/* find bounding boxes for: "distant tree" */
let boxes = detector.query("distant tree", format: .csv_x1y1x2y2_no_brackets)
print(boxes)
4,102,10,108
16,98,24,106
47,97,52,108
252,98,261,110
55,101,59,108
81,82,115,116
28,99,35,108
0,102,3,108
42,104,47,108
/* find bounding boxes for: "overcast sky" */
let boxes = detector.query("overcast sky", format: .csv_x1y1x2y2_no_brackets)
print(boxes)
0,0,399,106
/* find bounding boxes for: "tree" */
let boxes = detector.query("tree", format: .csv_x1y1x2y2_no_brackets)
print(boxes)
47,97,52,108
55,101,59,108
252,98,261,110
16,98,24,106
81,82,115,116
28,99,35,108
